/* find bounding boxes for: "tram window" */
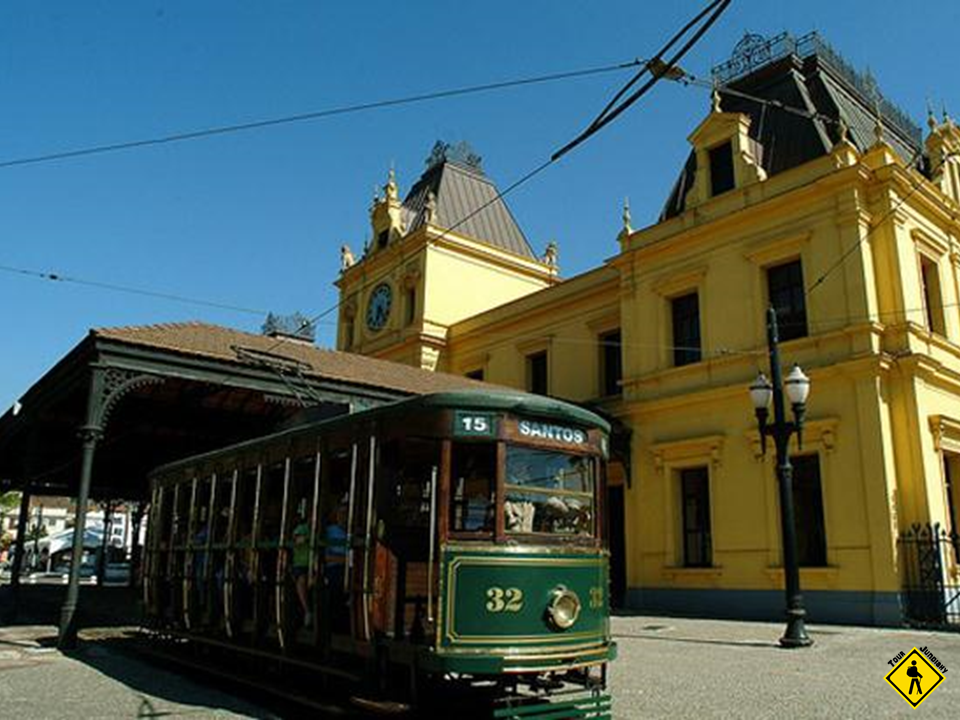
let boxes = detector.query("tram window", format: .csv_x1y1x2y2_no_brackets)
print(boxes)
173,483,191,545
191,477,212,546
450,443,496,534
504,447,594,536
156,487,172,546
326,446,352,514
259,461,287,542
235,467,259,543
289,455,317,528
212,472,234,544
382,439,440,532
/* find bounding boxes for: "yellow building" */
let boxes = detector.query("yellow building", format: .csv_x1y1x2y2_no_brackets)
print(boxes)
337,33,960,626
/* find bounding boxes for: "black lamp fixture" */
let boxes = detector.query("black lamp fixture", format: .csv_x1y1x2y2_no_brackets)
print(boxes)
749,307,813,649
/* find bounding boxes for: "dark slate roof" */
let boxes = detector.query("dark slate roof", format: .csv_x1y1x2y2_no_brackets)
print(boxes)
402,159,536,259
660,48,923,221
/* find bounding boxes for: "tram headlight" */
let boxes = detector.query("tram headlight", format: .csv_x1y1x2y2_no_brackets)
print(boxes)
547,586,581,630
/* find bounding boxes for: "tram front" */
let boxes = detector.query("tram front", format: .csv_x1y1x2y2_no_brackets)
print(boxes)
425,402,614,713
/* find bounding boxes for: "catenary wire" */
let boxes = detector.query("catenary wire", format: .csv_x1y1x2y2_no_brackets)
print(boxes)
0,60,645,171
265,0,734,356
0,59,650,322
552,0,732,161
0,262,268,316
6,74,953,361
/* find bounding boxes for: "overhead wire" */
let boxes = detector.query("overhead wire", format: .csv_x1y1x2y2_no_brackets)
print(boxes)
264,0,735,357
3,3,739,380
0,59,646,171
552,0,732,161
12,7,954,373
0,261,268,316
0,58,652,322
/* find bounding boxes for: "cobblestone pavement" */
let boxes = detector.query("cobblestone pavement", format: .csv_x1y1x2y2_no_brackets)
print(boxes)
609,615,960,719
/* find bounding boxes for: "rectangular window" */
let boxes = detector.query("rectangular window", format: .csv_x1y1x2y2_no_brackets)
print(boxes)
680,467,712,567
405,287,416,326
450,443,496,535
599,329,622,396
709,142,735,196
527,351,548,395
945,454,960,562
767,260,807,341
671,292,701,367
505,446,595,536
791,455,827,567
465,368,484,381
920,256,945,335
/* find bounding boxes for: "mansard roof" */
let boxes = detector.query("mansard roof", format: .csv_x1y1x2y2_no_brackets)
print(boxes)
660,32,923,221
402,144,536,259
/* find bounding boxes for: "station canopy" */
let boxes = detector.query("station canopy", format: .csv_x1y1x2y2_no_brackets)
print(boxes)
0,322,487,502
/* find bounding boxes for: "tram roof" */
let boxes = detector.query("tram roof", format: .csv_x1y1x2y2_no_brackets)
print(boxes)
149,389,610,477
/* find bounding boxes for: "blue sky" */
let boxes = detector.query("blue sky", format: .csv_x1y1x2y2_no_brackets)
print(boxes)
1,1,957,410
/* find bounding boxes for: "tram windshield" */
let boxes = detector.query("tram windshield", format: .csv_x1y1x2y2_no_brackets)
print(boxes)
504,446,595,536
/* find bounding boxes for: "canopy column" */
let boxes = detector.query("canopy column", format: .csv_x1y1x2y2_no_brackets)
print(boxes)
9,488,30,586
58,426,101,648
58,363,165,648
58,364,106,649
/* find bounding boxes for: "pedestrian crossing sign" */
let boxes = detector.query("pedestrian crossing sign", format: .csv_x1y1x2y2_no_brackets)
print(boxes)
885,648,945,708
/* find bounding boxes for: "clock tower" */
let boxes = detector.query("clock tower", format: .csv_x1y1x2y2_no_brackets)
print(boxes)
335,141,558,371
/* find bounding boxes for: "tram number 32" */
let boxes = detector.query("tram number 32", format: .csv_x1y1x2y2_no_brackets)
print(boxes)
486,586,604,613
486,587,524,613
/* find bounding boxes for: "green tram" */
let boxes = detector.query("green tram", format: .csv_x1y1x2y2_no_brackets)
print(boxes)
143,390,614,717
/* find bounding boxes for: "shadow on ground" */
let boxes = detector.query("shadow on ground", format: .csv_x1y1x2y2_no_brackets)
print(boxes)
65,637,279,719
0,582,142,627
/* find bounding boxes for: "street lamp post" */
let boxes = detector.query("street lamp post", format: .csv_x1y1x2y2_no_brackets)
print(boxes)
749,306,813,649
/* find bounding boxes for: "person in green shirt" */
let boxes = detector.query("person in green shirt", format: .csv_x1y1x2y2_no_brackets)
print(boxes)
291,516,312,627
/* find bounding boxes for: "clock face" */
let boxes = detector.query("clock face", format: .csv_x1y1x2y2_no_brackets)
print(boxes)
366,283,392,331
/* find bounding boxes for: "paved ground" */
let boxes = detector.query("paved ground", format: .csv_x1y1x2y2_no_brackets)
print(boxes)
1,615,959,717
610,615,960,719
0,626,276,720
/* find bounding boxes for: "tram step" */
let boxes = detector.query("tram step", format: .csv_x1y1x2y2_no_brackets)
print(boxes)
350,696,411,715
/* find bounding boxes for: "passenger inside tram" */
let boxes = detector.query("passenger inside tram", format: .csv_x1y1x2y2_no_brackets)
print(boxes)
290,507,312,627
323,502,349,633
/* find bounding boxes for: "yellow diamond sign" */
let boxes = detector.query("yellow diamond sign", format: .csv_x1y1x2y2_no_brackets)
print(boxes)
885,648,945,708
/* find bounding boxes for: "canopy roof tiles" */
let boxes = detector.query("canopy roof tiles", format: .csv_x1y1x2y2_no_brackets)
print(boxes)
0,321,490,499
92,321,490,396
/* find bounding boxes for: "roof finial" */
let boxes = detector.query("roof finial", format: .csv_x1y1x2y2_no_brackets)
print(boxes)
927,99,938,132
542,241,558,271
340,244,356,272
838,116,850,143
873,97,885,144
385,163,399,202
424,189,437,225
622,197,632,234
944,102,953,127
711,83,722,113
